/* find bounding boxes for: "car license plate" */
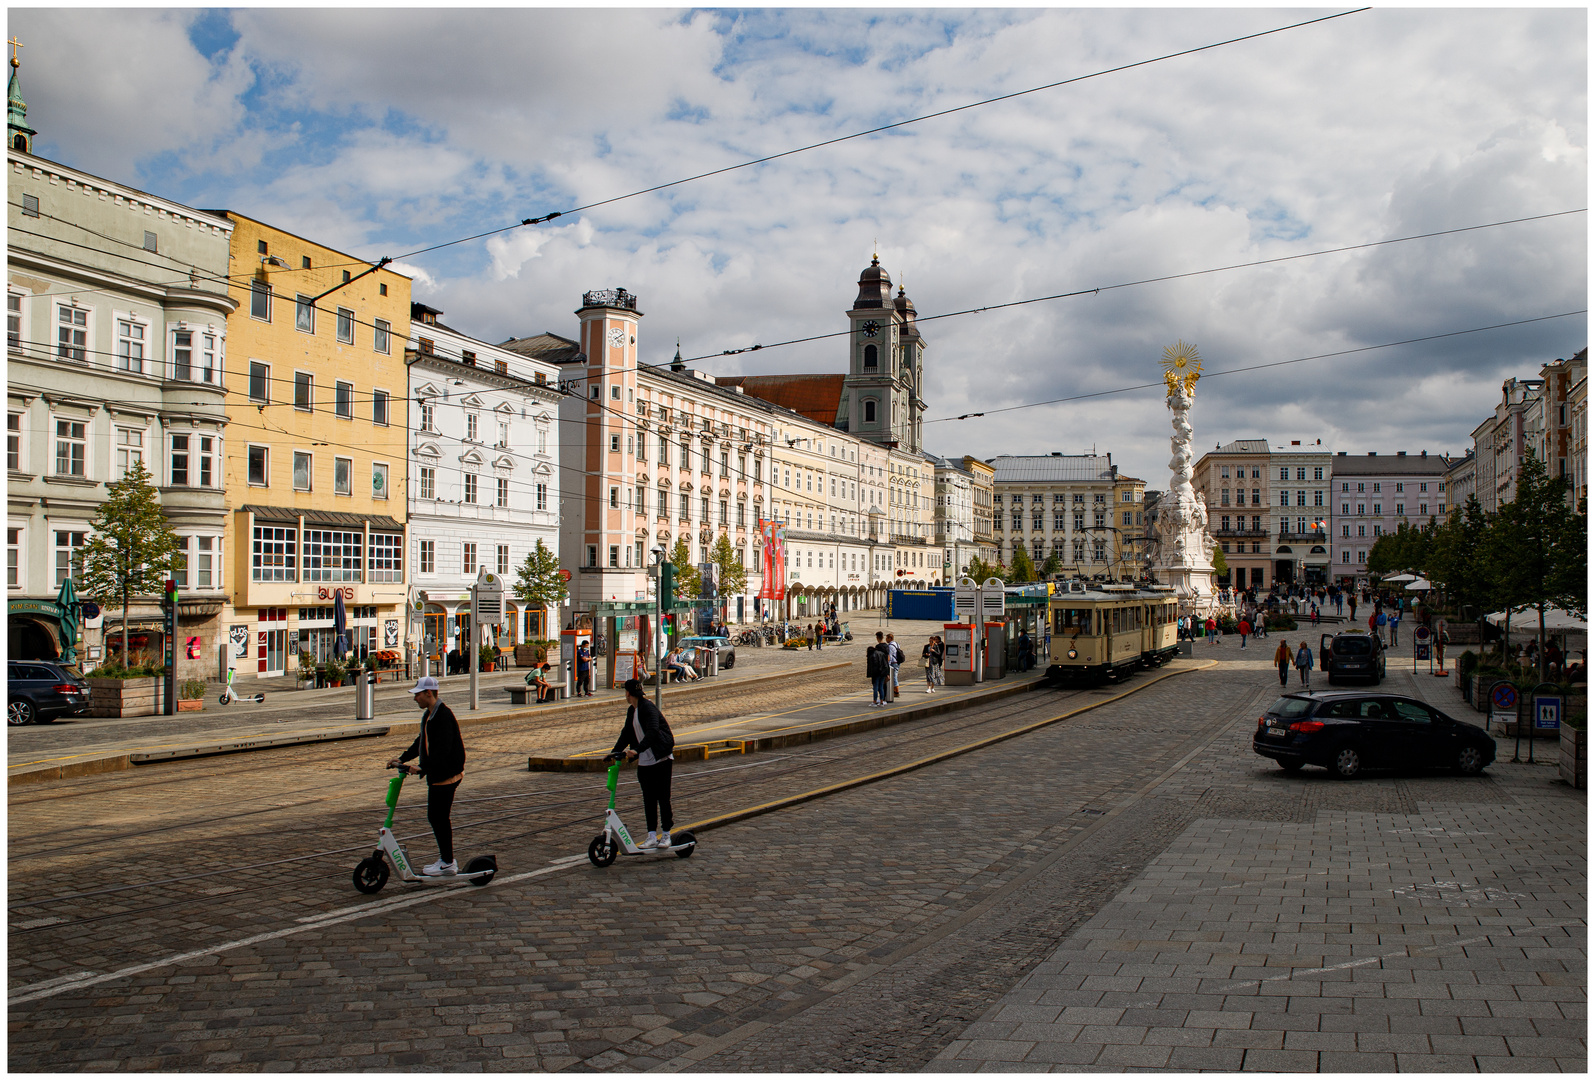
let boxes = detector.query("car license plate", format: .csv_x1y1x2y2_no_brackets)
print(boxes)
1268,726,1287,737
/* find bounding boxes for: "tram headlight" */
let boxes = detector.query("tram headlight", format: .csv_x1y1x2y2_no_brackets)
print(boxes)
1067,648,1078,659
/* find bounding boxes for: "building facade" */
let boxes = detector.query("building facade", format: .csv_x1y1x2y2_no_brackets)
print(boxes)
406,303,562,663
1444,451,1477,515
931,454,978,580
961,455,998,565
1193,439,1272,592
1329,450,1452,579
989,454,1144,579
8,141,236,677
216,213,412,679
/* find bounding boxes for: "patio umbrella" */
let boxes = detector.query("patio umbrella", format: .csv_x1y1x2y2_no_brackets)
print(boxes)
1486,606,1587,631
1404,578,1433,591
55,576,79,666
1382,573,1418,584
333,591,348,657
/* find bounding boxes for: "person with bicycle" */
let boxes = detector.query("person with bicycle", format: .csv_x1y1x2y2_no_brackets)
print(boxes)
387,676,466,876
610,678,676,850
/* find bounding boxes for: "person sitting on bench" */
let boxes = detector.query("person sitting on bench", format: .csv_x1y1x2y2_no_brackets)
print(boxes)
664,647,698,683
525,662,555,703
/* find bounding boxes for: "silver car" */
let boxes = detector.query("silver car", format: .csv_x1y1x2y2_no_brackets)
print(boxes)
678,635,736,671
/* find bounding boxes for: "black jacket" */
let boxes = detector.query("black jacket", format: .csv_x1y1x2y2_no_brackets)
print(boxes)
611,697,675,761
399,701,466,783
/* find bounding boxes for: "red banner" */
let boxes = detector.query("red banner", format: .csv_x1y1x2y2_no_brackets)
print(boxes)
757,519,787,601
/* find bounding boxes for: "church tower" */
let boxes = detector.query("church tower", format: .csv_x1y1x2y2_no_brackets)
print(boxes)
837,255,924,453
8,40,36,154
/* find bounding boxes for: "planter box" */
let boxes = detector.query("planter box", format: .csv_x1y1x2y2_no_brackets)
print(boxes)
1560,725,1586,789
176,698,204,712
88,676,166,718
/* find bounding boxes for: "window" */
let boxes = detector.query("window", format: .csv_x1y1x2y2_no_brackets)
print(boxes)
721,451,730,478
249,362,269,403
115,427,144,478
1296,467,1306,481
1373,524,1383,536
1122,511,1133,527
636,485,646,515
419,403,434,431
1373,483,1381,493
1395,482,1404,494
1314,491,1324,507
419,466,435,500
462,543,477,575
336,307,354,344
295,295,314,333
1373,503,1381,516
1094,511,1105,528
294,372,313,411
1054,512,1066,530
304,529,362,582
1356,503,1365,515
143,231,158,253
252,525,295,581
171,329,218,384
1279,490,1290,507
496,477,508,508
8,527,21,588
586,545,597,568
54,530,86,587
1280,467,1289,481
335,381,352,418
54,418,86,476
333,456,351,496
497,544,510,576
1296,491,1306,506
379,283,387,297
373,318,391,354
498,421,509,448
1357,482,1365,493
1357,550,1366,563
1314,467,1323,480
419,540,435,574
6,412,20,471
171,432,216,488
120,319,153,374
250,279,271,321
1419,503,1428,516
680,492,691,518
463,473,477,503
369,534,402,582
1395,503,1405,516
466,412,479,442
536,483,548,511
609,434,620,452
247,445,268,486
372,390,389,427
373,462,389,500
21,193,38,217
863,400,877,423
302,256,312,270
863,343,878,368
57,304,88,361
293,451,312,491
609,545,620,568
1358,524,1366,537
1343,525,1350,537
1220,465,1230,478
7,292,22,351
1221,488,1230,506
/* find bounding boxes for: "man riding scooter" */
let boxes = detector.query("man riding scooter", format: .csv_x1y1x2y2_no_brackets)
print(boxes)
387,676,466,875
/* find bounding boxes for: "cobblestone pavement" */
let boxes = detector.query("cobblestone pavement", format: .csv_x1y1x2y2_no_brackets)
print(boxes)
8,654,1583,1072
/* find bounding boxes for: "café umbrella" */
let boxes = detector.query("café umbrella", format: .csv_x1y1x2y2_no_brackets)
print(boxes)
55,576,80,666
1404,578,1433,591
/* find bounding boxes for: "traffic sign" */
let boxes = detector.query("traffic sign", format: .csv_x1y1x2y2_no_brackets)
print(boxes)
1415,625,1431,641
1492,683,1519,711
1415,643,1430,660
1534,697,1562,730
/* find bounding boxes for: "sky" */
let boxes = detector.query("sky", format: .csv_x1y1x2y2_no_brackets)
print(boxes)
9,6,1587,487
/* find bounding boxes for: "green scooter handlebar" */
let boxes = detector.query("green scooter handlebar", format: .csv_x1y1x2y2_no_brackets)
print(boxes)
606,759,620,811
383,771,405,829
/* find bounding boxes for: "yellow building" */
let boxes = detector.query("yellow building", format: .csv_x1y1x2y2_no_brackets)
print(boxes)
216,213,412,679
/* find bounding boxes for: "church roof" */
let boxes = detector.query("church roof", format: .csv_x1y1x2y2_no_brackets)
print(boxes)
853,256,893,310
714,374,845,426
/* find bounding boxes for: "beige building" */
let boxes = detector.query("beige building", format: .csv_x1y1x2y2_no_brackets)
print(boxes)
1195,439,1331,589
989,454,1144,579
961,455,997,565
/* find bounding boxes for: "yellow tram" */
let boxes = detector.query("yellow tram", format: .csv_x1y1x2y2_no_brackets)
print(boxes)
1045,582,1180,684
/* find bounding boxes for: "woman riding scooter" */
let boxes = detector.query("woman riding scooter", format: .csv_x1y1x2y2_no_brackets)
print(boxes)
610,679,676,850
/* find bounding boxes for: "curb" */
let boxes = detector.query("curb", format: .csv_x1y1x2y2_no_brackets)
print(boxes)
528,672,1049,772
7,754,135,787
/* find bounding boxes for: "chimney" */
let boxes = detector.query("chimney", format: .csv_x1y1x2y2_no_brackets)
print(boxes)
1420,450,1427,457
1291,440,1301,446
1397,451,1406,457
1338,451,1346,456
1367,452,1377,456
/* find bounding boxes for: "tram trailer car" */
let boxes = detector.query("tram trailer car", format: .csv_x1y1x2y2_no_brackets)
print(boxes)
1046,583,1179,685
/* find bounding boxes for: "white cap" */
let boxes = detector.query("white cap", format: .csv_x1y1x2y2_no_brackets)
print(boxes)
408,675,440,695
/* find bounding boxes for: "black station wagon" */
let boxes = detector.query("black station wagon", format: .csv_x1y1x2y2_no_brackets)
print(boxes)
1253,690,1495,779
1319,630,1386,684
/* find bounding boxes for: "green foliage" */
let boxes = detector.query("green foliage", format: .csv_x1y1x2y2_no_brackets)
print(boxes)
512,539,567,611
86,661,163,679
1265,614,1298,632
1007,544,1037,583
181,679,208,700
1457,650,1478,680
1486,453,1586,680
324,657,347,683
1426,496,1493,616
1210,544,1228,576
479,643,498,669
666,537,701,601
709,532,748,599
962,555,1003,585
1368,520,1436,579
1039,550,1064,578
77,460,181,667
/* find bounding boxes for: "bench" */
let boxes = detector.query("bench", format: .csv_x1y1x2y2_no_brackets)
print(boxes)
504,683,569,706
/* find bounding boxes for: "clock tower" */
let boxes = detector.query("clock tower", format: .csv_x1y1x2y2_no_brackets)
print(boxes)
838,255,923,453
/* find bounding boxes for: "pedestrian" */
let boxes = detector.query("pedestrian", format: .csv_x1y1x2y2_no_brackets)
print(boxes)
1018,629,1033,671
1273,640,1292,686
816,620,824,650
868,631,891,706
1237,617,1251,648
388,675,466,876
576,638,593,697
807,624,815,651
610,678,676,850
1294,640,1314,687
1205,616,1218,644
1348,598,1357,623
1310,605,1319,628
1374,609,1385,638
1388,608,1400,646
885,632,903,700
923,635,943,693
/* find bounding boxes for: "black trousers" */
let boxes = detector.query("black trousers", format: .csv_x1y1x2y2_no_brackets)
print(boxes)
428,780,459,862
636,760,674,833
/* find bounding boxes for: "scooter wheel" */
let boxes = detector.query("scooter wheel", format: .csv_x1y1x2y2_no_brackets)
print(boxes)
672,830,696,858
257,693,267,704
465,855,497,886
588,834,617,868
218,694,229,706
353,857,389,894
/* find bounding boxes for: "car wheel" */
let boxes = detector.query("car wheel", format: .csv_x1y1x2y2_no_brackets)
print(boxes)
1279,760,1303,773
7,700,35,726
1333,746,1362,779
722,655,734,670
1455,745,1486,776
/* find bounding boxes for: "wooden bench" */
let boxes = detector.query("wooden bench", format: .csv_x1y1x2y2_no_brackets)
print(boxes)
504,683,569,706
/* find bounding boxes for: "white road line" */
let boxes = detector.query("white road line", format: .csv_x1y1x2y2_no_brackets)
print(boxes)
8,855,591,1007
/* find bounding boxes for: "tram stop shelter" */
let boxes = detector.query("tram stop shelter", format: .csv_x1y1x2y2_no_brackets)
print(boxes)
1001,584,1052,674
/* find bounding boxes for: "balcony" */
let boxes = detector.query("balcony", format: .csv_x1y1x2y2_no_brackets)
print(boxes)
581,288,639,311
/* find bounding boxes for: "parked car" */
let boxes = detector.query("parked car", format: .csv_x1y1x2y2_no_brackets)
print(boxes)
1253,690,1495,779
677,635,736,670
8,659,91,725
1319,629,1386,684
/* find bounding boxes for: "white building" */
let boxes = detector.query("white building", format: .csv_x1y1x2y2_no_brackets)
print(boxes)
930,454,978,579
406,304,563,659
1328,450,1454,581
989,454,1145,579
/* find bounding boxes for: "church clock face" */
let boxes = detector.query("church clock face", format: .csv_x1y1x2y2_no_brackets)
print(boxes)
860,320,881,338
608,326,625,349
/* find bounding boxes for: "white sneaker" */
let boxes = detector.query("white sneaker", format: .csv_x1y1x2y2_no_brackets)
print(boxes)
423,859,458,876
657,831,671,848
639,832,659,849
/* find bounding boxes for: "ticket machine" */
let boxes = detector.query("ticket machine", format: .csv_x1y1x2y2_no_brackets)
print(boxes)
943,623,976,685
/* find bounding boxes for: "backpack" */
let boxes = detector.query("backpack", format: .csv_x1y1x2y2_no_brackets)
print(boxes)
866,646,885,679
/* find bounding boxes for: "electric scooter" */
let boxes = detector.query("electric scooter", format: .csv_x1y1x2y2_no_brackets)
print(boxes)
218,667,265,705
587,757,696,867
352,767,498,893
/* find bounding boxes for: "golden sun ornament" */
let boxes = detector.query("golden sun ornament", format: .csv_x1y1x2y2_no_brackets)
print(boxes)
1161,341,1202,394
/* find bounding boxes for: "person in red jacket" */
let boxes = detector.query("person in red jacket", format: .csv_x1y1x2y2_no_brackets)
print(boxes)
1237,617,1251,648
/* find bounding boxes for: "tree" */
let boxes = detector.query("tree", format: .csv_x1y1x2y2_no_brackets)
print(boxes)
1368,520,1434,578
709,532,747,613
1007,544,1037,583
1210,544,1228,577
1039,550,1064,578
1426,496,1493,646
962,555,1002,584
666,536,701,602
1485,453,1586,679
512,539,567,633
77,460,180,669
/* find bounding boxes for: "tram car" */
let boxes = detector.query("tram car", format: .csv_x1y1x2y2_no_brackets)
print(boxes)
1045,582,1180,684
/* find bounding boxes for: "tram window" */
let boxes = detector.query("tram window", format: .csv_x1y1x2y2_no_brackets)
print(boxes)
1053,608,1093,634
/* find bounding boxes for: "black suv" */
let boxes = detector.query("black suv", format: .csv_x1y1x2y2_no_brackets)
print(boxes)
7,659,91,725
1319,630,1386,684
1253,690,1494,779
